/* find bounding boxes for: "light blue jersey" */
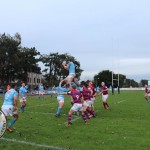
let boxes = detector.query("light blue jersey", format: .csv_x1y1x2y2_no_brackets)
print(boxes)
96,86,101,92
3,89,18,105
68,62,75,74
57,84,68,99
39,85,44,91
19,87,27,97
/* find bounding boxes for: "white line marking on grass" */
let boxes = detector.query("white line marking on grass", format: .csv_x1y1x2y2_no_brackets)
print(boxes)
25,111,55,115
63,116,81,125
117,100,126,103
27,104,48,108
1,137,67,150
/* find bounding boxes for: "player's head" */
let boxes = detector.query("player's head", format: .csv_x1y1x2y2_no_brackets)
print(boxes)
71,84,76,89
21,82,25,87
101,82,105,86
145,85,148,88
83,82,88,88
89,81,94,88
11,83,17,89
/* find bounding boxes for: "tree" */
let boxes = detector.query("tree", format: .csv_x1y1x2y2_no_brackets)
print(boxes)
93,70,134,88
0,33,41,85
94,70,112,87
17,47,41,83
139,79,148,87
0,33,21,84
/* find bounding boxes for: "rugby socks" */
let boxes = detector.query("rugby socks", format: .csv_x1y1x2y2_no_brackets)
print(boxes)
84,111,90,119
106,103,109,108
103,102,109,109
56,107,61,116
103,102,107,109
90,110,96,117
20,105,26,112
82,114,87,123
20,105,24,112
68,114,72,124
8,118,16,128
22,105,26,111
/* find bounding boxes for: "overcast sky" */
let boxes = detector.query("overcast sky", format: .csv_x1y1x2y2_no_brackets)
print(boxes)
1,0,150,82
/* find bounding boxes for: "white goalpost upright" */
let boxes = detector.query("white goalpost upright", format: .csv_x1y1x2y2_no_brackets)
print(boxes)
148,81,150,88
111,38,120,94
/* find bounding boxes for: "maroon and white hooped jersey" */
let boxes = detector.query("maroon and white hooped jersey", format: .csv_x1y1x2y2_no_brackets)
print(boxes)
67,89,82,104
145,87,150,93
88,87,96,98
81,88,91,101
101,85,108,95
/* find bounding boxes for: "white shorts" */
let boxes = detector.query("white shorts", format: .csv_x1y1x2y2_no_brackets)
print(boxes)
20,97,27,103
1,105,18,117
71,103,82,112
145,93,150,97
83,100,92,107
57,97,64,104
102,94,108,102
39,90,44,95
66,74,75,82
91,97,96,104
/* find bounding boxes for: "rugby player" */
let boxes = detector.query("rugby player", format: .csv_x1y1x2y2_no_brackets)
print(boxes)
98,82,109,109
1,84,19,132
88,81,96,117
81,82,94,119
144,85,150,101
62,58,79,85
55,80,68,117
19,82,27,112
38,83,45,101
66,83,89,126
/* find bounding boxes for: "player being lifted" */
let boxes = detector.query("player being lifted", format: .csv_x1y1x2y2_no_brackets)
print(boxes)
62,58,79,86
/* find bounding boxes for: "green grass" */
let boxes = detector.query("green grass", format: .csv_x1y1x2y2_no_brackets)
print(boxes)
0,91,150,150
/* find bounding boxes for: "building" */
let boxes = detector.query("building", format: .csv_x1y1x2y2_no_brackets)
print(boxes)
27,72,42,87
